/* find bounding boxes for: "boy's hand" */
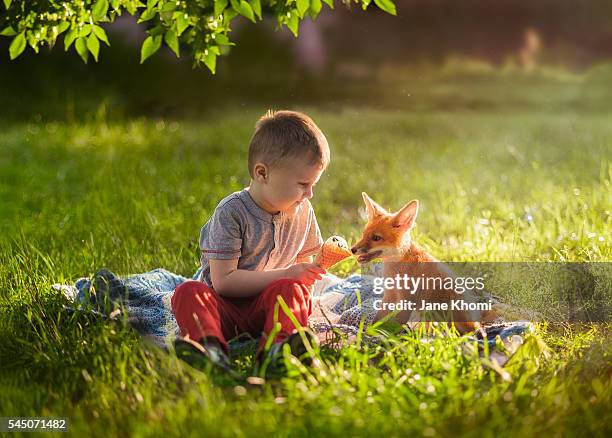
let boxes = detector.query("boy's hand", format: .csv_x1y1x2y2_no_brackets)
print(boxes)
286,263,326,286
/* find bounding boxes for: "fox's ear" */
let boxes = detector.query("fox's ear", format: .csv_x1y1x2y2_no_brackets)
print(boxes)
392,200,419,229
362,192,387,220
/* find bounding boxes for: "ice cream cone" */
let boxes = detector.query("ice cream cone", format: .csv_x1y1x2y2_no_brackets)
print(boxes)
314,236,353,270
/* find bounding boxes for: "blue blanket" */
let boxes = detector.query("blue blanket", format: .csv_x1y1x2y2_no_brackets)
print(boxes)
70,268,531,350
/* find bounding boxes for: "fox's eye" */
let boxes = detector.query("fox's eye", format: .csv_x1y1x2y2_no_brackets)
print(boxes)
372,235,383,241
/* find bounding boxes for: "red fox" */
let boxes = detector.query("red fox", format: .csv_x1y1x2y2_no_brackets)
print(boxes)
351,192,494,334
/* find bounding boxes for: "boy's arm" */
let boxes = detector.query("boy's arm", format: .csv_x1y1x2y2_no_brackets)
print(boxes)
209,258,324,298
295,201,323,266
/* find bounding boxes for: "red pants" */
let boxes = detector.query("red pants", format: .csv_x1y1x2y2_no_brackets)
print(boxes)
171,278,312,351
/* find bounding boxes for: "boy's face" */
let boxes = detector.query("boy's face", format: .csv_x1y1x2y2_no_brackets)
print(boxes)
257,156,324,215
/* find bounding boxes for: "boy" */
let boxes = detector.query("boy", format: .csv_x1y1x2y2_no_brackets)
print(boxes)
171,110,329,373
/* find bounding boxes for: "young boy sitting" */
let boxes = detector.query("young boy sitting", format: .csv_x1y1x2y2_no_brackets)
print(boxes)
171,110,329,374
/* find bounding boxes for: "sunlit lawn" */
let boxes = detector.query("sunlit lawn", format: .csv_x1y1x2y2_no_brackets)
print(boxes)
0,64,610,436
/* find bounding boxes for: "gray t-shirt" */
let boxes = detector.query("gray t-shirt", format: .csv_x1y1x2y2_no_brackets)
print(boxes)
198,189,324,288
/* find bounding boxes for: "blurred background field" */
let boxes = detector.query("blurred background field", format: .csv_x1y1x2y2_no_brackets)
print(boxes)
2,0,612,121
0,0,610,436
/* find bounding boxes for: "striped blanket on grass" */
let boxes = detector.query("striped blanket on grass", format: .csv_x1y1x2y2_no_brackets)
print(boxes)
58,267,531,358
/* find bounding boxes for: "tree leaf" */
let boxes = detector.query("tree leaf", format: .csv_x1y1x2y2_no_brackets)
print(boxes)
125,0,141,14
214,0,228,18
92,0,109,21
214,34,234,46
57,22,70,33
138,7,157,23
0,26,17,36
79,25,93,37
9,31,26,60
75,36,89,63
87,33,100,62
250,0,262,19
230,0,255,23
222,7,238,24
164,29,179,57
140,34,162,63
373,0,396,16
175,13,189,35
64,28,78,50
3,0,12,10
148,24,165,36
309,0,322,18
296,0,309,18
26,31,38,53
321,0,333,9
204,49,217,74
93,25,110,45
173,11,189,36
286,12,299,37
161,2,176,12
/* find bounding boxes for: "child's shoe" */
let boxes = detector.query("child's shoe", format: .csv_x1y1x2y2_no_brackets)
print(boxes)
258,329,320,376
174,336,240,378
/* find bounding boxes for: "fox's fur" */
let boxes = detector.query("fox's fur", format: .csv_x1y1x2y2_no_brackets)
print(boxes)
351,192,495,334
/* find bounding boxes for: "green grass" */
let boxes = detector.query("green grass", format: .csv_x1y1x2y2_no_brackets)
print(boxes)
0,64,610,437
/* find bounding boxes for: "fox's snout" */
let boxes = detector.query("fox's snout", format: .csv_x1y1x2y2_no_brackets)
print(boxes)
350,241,368,255
351,238,386,264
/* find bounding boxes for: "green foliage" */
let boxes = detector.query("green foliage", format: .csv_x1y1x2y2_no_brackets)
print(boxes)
8,29,24,59
0,0,397,72
140,34,162,63
373,0,395,15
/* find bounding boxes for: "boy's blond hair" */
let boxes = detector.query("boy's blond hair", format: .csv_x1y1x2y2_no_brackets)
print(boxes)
248,110,330,178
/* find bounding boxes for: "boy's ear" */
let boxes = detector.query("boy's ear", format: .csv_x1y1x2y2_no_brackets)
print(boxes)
253,163,268,182
392,200,419,229
362,192,387,220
